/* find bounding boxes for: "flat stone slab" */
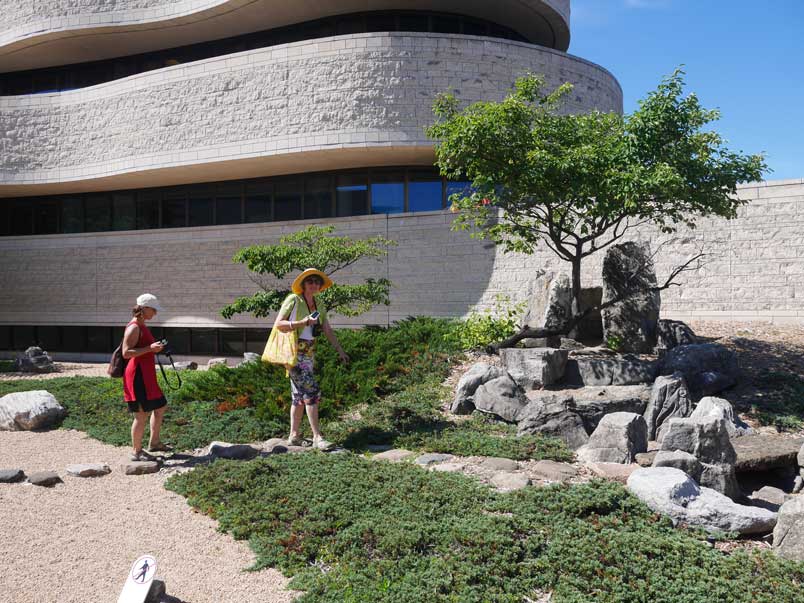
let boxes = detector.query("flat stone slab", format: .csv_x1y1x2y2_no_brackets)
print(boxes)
66,463,111,477
732,435,804,473
530,460,578,482
208,441,259,460
28,471,62,487
479,457,519,472
0,469,25,483
415,453,454,466
431,462,465,473
372,449,415,462
262,438,289,454
490,471,531,491
587,462,640,483
367,444,393,453
123,461,160,475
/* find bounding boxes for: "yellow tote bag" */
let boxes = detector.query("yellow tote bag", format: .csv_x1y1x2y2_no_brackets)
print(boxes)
262,327,298,367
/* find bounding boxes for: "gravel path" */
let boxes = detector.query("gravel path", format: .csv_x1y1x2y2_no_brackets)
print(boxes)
0,430,296,603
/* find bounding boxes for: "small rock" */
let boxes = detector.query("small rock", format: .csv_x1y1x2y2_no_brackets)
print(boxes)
431,463,464,473
530,460,578,482
748,486,788,512
242,352,261,364
772,496,804,561
576,412,647,464
652,450,702,482
372,449,415,462
473,374,528,422
207,358,228,368
490,471,531,491
451,363,504,415
208,441,259,460
587,462,640,483
793,476,804,494
145,579,167,603
517,396,589,451
28,471,62,487
0,469,25,483
690,396,752,438
659,343,739,395
635,452,657,467
479,457,519,472
66,463,111,478
366,444,393,453
654,319,697,354
172,361,198,371
124,461,160,475
500,348,569,389
415,453,454,466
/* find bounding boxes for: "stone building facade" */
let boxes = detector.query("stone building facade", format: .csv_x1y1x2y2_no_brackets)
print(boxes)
0,1,797,360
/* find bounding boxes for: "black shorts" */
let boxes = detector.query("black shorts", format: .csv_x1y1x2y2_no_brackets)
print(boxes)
126,365,168,413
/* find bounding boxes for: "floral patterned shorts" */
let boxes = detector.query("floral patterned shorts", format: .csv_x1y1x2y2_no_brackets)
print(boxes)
288,339,320,406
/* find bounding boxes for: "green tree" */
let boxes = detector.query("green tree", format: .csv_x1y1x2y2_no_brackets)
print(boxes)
427,69,766,344
221,225,396,319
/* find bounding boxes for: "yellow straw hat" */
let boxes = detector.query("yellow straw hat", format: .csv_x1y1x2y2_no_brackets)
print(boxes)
291,268,333,295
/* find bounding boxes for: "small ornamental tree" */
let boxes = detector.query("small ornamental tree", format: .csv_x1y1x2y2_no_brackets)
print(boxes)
221,225,396,319
427,69,767,345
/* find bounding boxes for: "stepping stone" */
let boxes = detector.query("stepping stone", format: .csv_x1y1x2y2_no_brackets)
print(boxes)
490,471,531,491
123,461,160,475
415,453,454,466
479,457,519,472
372,449,415,462
66,463,111,477
587,462,640,483
207,358,228,367
530,460,578,482
0,469,25,483
367,444,393,453
262,438,289,454
431,463,464,473
732,435,804,473
635,451,657,467
28,471,62,487
208,442,259,460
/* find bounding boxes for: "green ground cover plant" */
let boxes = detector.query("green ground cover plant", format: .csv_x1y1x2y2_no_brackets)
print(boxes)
751,369,804,430
0,360,15,372
166,453,804,603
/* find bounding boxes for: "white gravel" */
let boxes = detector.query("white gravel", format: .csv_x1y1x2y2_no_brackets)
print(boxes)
0,429,297,603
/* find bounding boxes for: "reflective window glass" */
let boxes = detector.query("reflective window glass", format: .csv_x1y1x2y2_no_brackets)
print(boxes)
398,14,430,32
0,202,9,236
408,171,444,212
304,175,333,219
34,199,60,234
434,16,460,34
60,326,86,353
84,194,112,232
163,328,190,355
245,181,272,223
371,171,405,214
137,190,160,230
0,326,10,350
221,329,246,356
61,197,84,233
36,326,61,351
274,179,302,222
86,327,112,353
245,329,265,354
11,200,34,236
191,329,217,355
162,189,187,228
336,173,368,217
188,187,214,227
12,326,36,350
112,192,137,231
446,180,474,206
366,13,397,32
215,183,242,225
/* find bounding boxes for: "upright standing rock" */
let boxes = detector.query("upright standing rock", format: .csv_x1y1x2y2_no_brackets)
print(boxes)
601,242,661,354
576,412,648,464
773,496,804,561
521,271,573,345
451,363,505,415
500,348,568,389
643,372,693,441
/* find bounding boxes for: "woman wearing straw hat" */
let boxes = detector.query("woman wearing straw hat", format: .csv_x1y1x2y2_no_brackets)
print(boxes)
273,268,349,450
122,293,170,461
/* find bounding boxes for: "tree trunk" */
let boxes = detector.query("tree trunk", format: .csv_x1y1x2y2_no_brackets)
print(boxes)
570,256,582,317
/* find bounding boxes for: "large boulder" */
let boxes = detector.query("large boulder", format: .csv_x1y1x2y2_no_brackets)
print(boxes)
690,396,752,437
652,450,703,482
601,242,661,354
500,348,569,389
13,346,56,373
0,390,66,431
563,354,657,386
472,374,528,423
450,363,505,415
627,467,776,535
517,396,589,450
659,343,739,395
521,271,573,334
643,372,693,441
655,319,697,355
772,496,804,561
733,435,804,473
660,416,740,499
576,412,648,464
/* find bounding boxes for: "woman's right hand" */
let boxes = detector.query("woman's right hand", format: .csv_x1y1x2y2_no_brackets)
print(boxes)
150,342,165,353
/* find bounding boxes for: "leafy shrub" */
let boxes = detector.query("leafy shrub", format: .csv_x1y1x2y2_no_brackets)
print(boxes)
0,360,15,372
454,294,526,350
166,454,804,602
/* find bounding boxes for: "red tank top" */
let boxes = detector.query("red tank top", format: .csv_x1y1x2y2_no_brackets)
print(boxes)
122,320,164,403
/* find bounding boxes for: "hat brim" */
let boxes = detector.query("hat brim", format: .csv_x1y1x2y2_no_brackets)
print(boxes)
292,269,333,294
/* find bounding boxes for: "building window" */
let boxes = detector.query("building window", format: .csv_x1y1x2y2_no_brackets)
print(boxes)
215,183,243,225
35,199,60,235
191,329,217,355
304,175,333,219
409,171,444,211
371,170,405,214
274,179,303,222
112,192,137,231
137,190,161,230
245,181,272,223
188,186,214,227
337,173,369,217
84,194,112,232
221,329,246,356
12,326,36,350
162,188,188,229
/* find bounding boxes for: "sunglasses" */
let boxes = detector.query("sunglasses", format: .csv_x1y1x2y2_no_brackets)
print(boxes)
304,277,324,286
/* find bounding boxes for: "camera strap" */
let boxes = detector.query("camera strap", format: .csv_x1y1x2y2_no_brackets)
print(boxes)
156,353,183,390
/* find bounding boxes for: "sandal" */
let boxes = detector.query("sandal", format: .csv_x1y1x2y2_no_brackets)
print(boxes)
313,437,335,451
287,434,304,446
147,442,173,453
130,450,156,462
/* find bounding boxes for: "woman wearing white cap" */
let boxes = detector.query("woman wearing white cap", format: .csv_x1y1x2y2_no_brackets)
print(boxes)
273,268,349,450
122,293,169,461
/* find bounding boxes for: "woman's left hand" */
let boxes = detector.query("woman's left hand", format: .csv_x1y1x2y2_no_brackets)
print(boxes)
338,350,350,364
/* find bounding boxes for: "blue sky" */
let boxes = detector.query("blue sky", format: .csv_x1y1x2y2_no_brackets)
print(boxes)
568,0,803,180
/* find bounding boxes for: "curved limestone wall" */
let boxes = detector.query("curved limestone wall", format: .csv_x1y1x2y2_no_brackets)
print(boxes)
0,32,620,194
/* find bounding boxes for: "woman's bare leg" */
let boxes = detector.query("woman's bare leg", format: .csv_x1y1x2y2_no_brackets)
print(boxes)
131,411,148,452
305,402,322,440
148,406,167,448
290,403,305,439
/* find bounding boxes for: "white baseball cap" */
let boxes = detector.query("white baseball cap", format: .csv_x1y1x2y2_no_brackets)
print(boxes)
136,293,163,312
